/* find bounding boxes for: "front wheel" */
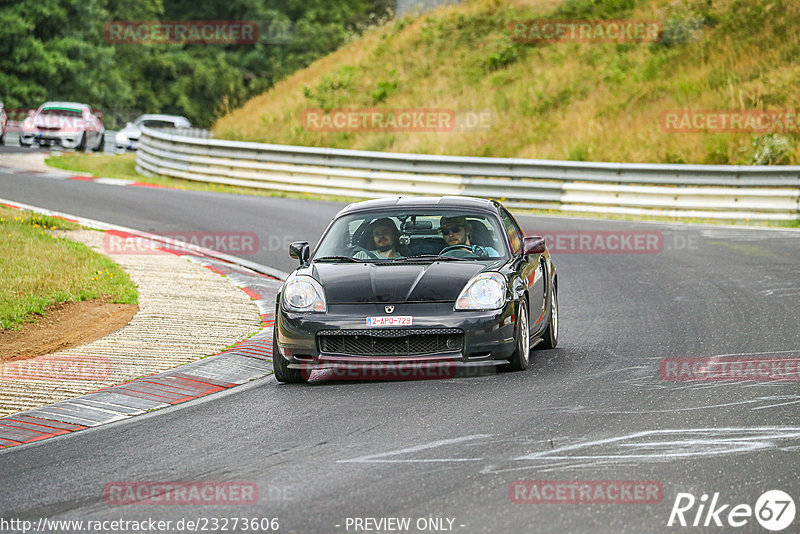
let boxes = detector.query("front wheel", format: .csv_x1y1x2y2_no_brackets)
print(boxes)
272,326,308,384
505,300,530,371
537,285,558,349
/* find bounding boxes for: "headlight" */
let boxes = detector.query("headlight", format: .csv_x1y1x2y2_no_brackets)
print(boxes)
282,275,327,312
454,272,507,310
115,132,128,144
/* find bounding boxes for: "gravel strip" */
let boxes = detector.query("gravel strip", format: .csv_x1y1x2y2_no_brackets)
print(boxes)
0,230,262,417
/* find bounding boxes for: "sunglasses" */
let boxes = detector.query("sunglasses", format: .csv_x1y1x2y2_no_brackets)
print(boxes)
440,225,464,235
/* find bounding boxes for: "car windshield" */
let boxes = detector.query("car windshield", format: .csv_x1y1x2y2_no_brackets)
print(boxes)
140,119,180,128
313,209,510,262
39,108,82,118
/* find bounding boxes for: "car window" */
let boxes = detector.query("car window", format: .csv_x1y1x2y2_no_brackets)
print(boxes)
313,210,509,261
39,108,82,118
141,120,179,128
500,208,523,255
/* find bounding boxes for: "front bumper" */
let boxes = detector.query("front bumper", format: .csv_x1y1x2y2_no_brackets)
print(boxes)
24,131,83,148
277,301,518,370
115,139,138,151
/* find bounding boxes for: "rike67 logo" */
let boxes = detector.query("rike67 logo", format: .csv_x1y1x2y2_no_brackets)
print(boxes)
668,490,796,531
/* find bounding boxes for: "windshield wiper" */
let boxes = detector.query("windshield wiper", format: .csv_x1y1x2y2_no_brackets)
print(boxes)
393,254,468,262
314,256,361,263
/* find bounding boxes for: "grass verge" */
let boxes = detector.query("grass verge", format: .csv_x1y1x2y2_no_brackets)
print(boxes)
0,205,139,329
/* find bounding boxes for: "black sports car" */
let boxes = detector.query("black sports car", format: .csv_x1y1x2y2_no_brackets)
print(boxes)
273,196,558,383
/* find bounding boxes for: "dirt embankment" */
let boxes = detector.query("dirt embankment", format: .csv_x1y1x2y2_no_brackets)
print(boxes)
0,300,138,362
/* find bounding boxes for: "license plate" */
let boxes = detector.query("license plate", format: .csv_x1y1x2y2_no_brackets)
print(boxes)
366,316,412,326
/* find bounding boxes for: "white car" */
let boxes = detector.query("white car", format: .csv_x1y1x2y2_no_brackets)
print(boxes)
115,114,191,151
19,102,105,151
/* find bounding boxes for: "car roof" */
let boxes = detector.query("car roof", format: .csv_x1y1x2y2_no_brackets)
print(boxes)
39,102,91,110
338,196,501,216
135,114,190,123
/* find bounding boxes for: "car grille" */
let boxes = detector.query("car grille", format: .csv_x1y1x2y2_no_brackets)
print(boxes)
317,328,463,356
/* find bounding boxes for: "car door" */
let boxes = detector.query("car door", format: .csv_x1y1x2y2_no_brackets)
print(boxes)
87,111,101,147
501,208,545,327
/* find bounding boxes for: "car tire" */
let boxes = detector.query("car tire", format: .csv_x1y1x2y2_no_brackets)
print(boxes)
96,133,105,152
78,133,87,152
505,299,531,371
0,131,5,145
272,326,308,384
537,285,558,350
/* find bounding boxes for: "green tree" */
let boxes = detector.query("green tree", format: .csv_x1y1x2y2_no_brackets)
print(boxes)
0,0,130,109
0,0,392,126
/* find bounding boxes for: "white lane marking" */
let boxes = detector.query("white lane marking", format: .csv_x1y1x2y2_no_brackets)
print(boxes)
25,409,106,427
75,397,165,413
482,459,627,475
752,399,800,410
93,177,136,186
713,349,800,357
514,427,800,461
338,434,492,464
335,429,800,472
603,396,800,414
479,427,800,474
248,299,273,315
603,398,766,414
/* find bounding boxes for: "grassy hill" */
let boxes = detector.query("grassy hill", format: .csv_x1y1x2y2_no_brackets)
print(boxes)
213,0,800,165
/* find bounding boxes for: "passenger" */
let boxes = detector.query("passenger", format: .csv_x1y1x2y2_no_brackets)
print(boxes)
353,218,405,259
439,215,500,257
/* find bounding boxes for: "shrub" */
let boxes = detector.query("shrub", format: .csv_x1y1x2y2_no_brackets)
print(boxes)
751,134,793,165
483,37,523,72
372,80,398,104
302,66,358,110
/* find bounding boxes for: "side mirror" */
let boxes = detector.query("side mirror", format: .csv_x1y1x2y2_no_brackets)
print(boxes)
522,235,546,255
289,241,310,264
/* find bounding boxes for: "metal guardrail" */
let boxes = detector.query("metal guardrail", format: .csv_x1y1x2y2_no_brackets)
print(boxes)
136,126,800,220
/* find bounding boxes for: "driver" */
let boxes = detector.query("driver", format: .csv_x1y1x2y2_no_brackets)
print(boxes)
439,215,472,248
353,218,405,259
439,215,500,257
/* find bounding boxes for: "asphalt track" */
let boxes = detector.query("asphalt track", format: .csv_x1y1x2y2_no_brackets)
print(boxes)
1,154,800,533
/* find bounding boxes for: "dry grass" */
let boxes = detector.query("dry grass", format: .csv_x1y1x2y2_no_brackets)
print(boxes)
213,0,800,164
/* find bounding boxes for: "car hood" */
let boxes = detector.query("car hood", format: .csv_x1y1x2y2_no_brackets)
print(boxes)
303,260,503,304
32,115,94,132
119,126,141,138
